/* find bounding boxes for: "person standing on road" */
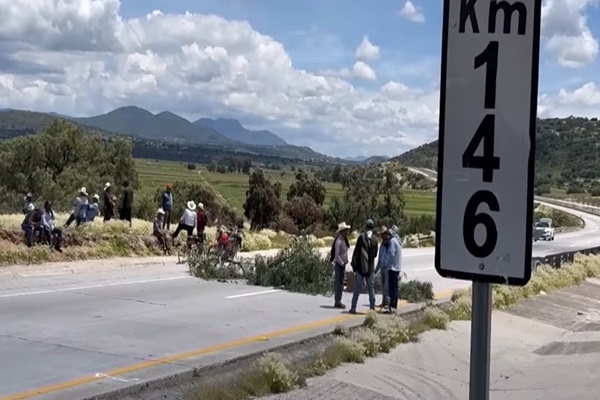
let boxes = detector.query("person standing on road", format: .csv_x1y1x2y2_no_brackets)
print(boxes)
162,184,174,231
383,226,402,313
349,219,379,314
330,222,351,309
120,180,134,226
374,230,390,310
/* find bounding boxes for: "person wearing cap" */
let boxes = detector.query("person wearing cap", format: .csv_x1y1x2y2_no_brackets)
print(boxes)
172,200,197,240
65,187,89,227
22,193,34,215
196,202,208,244
85,194,101,222
162,184,174,231
374,226,391,310
385,224,403,313
119,180,134,226
349,218,379,313
153,208,170,254
330,222,351,309
103,182,115,222
41,201,63,252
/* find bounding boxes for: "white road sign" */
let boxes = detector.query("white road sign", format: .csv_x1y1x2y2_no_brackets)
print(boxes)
435,0,541,286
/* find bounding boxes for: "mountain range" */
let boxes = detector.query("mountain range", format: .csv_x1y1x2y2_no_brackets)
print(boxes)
0,107,354,166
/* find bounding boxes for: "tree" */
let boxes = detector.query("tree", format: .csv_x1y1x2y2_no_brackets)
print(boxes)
287,170,326,206
286,194,323,231
187,163,196,170
378,169,405,225
331,164,342,183
242,158,252,175
0,119,138,214
207,160,218,172
243,169,282,230
228,158,238,173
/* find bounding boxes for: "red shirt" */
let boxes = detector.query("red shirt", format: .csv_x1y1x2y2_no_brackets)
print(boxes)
197,210,207,231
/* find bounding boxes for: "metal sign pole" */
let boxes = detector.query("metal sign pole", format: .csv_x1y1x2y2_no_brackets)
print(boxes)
469,280,492,400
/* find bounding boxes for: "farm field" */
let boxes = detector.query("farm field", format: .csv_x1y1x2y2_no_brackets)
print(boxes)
135,159,436,215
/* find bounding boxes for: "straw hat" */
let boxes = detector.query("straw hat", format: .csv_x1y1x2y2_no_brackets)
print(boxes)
187,200,196,211
197,202,204,210
80,187,88,196
157,208,165,215
104,182,111,190
92,194,100,201
336,222,351,234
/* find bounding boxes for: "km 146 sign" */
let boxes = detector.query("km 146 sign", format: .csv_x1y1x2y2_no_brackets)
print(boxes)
435,0,541,286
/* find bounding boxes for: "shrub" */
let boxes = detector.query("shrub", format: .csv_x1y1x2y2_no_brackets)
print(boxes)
399,280,435,303
421,307,450,330
241,233,272,252
254,353,300,393
351,328,380,357
331,336,366,364
247,236,333,295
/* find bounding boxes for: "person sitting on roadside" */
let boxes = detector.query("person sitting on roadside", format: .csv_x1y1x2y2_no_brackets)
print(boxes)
22,193,34,214
153,208,170,254
41,201,63,253
85,194,100,222
172,201,197,240
22,203,42,247
65,187,89,227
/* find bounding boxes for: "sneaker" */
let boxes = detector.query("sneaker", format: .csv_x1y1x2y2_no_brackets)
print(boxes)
334,302,346,309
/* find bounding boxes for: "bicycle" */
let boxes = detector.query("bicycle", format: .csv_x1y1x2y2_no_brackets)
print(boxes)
176,234,204,264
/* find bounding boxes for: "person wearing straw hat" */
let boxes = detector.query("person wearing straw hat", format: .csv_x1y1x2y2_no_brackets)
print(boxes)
22,193,34,215
103,182,115,222
65,187,89,227
172,200,197,240
85,194,101,222
153,208,170,254
330,222,351,309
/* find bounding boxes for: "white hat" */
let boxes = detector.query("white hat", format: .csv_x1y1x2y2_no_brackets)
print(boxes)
336,222,351,233
27,203,35,211
187,200,196,211
157,208,165,215
25,192,32,199
80,187,88,196
104,182,111,189
92,194,100,201
197,202,204,210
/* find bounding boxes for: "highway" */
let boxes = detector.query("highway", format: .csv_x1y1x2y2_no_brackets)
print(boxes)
1,201,600,399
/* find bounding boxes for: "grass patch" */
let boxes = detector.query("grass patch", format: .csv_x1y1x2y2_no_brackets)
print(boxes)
192,254,600,400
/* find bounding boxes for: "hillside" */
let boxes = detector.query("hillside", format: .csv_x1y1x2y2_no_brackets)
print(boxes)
0,109,351,167
392,117,600,193
74,106,231,145
194,117,287,146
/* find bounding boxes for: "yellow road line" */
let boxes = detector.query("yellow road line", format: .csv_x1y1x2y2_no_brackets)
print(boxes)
1,288,457,400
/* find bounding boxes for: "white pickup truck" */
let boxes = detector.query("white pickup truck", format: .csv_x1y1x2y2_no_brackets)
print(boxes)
533,218,555,241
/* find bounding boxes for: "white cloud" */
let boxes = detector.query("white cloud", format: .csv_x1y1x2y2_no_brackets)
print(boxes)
355,35,380,61
538,82,600,118
352,61,377,81
0,0,594,158
541,0,599,68
399,1,425,23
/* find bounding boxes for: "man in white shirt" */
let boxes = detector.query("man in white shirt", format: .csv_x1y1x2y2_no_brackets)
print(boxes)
42,201,63,252
172,201,197,240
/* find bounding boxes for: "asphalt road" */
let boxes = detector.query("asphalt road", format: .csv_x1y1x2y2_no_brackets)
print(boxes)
1,202,599,399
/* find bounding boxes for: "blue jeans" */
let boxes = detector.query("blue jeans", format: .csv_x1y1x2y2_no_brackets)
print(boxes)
351,272,376,311
22,224,33,247
388,270,400,309
334,263,345,304
380,267,389,306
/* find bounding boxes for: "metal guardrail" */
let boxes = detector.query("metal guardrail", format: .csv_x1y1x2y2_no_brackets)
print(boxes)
532,246,600,270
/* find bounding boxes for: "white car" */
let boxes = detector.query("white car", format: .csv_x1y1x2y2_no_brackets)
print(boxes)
533,218,555,241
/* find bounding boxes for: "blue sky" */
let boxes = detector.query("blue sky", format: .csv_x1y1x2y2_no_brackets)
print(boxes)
118,0,600,96
2,0,600,157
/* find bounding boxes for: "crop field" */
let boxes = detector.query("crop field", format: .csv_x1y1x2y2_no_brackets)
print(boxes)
135,159,436,215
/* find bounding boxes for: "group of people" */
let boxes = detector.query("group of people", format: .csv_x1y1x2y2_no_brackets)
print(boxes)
151,184,209,254
20,180,135,250
331,219,402,314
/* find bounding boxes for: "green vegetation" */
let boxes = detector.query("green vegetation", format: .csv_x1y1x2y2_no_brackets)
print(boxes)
193,253,600,400
392,117,600,196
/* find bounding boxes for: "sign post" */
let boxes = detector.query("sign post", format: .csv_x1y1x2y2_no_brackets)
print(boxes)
435,1,541,399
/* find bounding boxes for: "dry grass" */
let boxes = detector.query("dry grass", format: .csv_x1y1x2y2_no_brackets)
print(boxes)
194,254,600,400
